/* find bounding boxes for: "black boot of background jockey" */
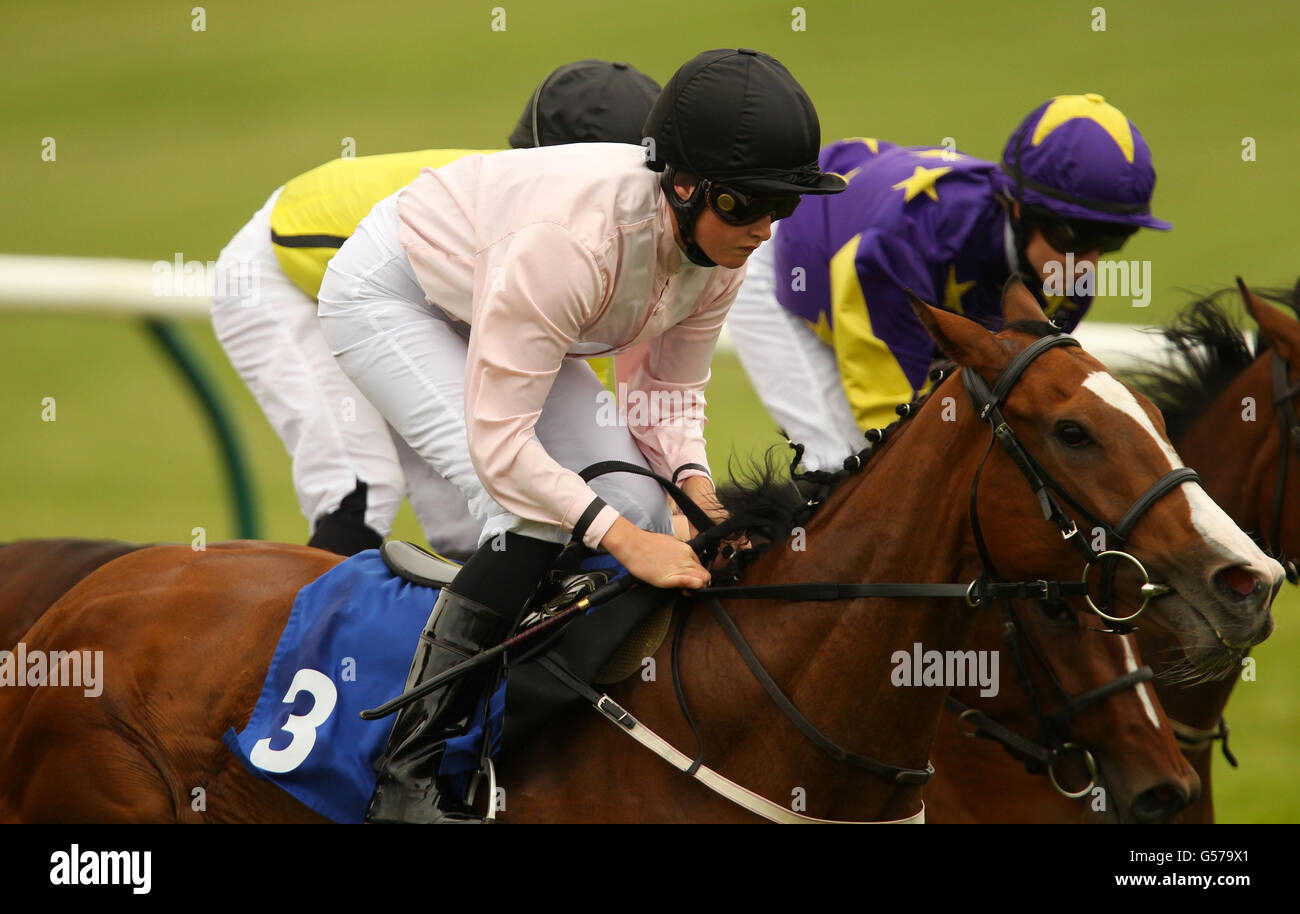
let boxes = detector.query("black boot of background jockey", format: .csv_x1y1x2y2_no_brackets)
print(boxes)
308,479,384,556
365,531,563,823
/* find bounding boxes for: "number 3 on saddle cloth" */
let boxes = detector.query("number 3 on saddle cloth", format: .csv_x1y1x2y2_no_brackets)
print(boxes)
224,547,668,823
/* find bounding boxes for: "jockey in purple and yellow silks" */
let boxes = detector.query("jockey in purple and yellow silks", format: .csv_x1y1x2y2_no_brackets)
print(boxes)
728,93,1172,469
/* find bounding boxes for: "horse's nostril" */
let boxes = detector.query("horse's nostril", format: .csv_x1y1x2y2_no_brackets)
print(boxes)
1215,565,1260,598
1131,783,1191,824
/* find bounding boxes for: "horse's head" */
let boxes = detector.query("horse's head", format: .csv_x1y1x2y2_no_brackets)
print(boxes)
953,594,1201,822
911,279,1282,682
1239,278,1300,575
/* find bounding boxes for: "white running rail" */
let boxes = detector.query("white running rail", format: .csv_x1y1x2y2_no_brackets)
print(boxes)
0,253,1208,371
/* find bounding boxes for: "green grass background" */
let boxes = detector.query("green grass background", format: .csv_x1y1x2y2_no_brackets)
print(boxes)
1,0,1296,821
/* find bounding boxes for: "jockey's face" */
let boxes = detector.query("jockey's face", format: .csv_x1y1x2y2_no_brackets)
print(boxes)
1014,202,1102,286
669,174,772,269
1025,227,1100,283
692,205,773,269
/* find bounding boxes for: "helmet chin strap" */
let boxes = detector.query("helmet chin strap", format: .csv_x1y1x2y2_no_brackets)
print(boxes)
1009,207,1042,293
1004,137,1053,307
660,169,718,268
999,191,1051,312
1007,137,1041,292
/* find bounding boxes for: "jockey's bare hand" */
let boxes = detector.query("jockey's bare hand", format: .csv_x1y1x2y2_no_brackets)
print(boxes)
600,517,711,590
680,475,729,534
679,475,750,568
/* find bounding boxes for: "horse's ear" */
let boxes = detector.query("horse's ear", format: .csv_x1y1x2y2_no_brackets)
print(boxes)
907,289,1003,371
1001,274,1048,324
1239,276,1300,364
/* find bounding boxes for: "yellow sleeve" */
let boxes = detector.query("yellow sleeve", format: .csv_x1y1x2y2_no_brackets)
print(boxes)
269,148,499,299
825,233,919,431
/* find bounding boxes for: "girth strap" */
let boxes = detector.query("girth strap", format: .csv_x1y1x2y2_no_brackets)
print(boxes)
536,655,925,824
709,600,935,784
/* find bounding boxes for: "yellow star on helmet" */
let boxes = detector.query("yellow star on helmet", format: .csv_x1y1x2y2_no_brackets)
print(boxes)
892,165,953,203
1032,93,1135,163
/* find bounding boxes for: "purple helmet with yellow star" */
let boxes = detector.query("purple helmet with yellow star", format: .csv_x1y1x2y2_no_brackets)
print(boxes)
999,93,1171,231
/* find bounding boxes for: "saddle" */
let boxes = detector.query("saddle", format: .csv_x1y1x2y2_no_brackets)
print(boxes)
379,539,675,756
379,540,460,588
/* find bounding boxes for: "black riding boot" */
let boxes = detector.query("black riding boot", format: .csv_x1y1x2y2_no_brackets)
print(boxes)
308,480,384,556
365,532,562,824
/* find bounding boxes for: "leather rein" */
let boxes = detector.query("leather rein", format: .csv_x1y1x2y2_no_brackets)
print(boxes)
572,330,1203,809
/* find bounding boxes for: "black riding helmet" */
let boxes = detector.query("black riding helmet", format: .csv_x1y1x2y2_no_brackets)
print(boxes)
508,59,662,148
644,48,846,266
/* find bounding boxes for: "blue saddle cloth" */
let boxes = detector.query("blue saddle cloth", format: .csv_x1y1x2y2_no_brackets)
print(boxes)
223,548,621,823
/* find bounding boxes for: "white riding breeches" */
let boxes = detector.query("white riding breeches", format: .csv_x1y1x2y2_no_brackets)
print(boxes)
316,192,674,548
727,227,866,471
210,187,480,556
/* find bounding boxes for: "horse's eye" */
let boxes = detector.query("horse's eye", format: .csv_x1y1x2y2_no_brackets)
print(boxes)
1056,422,1092,448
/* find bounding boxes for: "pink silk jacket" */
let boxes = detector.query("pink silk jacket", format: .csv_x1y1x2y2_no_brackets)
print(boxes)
397,143,745,547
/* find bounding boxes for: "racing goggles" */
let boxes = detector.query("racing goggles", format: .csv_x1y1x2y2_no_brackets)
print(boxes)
704,180,801,225
1027,207,1138,255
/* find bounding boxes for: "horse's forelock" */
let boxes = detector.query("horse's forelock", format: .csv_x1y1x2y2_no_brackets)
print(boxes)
714,383,941,578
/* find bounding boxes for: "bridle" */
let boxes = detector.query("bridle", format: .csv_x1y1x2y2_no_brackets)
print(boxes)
937,332,1200,795
689,328,1203,799
1158,347,1300,773
364,328,1258,819
393,328,1208,817
961,333,1198,625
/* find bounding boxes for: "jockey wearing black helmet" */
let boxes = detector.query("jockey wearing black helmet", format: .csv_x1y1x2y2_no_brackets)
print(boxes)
644,48,846,267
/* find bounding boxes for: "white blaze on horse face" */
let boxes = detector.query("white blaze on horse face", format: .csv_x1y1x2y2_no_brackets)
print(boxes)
1080,372,1271,568
1120,635,1162,731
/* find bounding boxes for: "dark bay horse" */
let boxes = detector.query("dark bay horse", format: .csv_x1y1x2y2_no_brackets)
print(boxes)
923,279,1299,823
1134,280,1300,822
0,285,1280,823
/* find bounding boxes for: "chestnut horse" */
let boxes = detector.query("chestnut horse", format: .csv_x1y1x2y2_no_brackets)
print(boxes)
924,279,1299,823
0,286,1280,823
0,539,143,649
1132,280,1300,822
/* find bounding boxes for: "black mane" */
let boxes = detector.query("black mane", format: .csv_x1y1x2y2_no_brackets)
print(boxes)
709,317,1066,579
709,284,1300,582
711,394,929,580
1123,283,1300,442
